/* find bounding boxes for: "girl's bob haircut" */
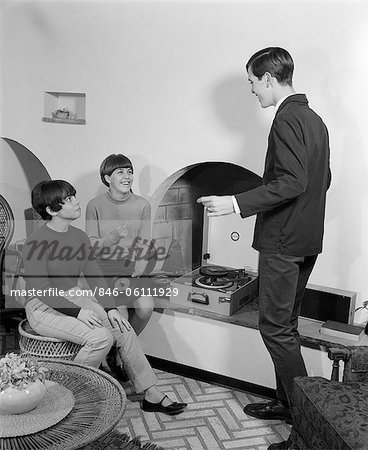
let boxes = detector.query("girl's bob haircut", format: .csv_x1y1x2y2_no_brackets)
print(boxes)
100,154,134,187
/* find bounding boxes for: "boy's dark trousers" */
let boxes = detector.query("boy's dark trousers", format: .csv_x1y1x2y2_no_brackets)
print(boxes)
258,252,318,406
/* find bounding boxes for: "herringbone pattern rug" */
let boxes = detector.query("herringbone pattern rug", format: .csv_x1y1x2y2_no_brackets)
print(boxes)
1,326,290,450
120,370,291,450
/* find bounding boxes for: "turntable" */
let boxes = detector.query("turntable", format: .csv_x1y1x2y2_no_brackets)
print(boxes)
170,264,258,316
167,204,259,316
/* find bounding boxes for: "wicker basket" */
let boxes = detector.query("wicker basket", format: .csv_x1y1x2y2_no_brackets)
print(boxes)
18,319,82,360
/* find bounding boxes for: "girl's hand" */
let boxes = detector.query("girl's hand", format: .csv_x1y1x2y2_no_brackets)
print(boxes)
107,223,128,245
77,309,103,329
107,309,132,332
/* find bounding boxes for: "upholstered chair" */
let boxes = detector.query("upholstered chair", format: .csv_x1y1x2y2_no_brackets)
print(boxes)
291,346,368,449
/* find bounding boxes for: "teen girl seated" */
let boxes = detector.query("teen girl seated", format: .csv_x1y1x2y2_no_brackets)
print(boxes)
85,154,155,337
22,180,187,415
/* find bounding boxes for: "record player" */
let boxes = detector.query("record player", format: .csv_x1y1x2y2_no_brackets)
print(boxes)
169,210,259,316
170,263,258,316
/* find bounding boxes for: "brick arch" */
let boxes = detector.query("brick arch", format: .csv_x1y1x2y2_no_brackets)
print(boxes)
151,162,261,273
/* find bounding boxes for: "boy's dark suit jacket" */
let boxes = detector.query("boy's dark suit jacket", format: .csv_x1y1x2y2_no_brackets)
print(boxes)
235,94,331,256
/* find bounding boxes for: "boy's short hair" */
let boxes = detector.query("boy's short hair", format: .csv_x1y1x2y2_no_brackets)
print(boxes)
32,180,76,220
100,154,134,187
246,47,294,86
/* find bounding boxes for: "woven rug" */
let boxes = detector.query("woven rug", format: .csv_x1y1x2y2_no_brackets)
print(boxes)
82,430,166,449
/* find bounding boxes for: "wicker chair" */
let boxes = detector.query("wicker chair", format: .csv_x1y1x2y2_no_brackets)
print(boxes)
0,194,26,355
0,194,15,315
0,194,14,264
19,319,82,360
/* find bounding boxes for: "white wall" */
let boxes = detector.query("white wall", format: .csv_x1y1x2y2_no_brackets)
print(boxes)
140,310,333,389
1,0,368,381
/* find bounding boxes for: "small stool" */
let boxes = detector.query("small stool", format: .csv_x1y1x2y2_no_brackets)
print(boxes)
18,319,82,360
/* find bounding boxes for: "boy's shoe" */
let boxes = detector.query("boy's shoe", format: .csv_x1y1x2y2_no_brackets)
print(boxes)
244,399,292,423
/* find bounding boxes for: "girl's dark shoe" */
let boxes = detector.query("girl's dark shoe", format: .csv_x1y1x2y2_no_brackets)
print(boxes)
141,395,187,415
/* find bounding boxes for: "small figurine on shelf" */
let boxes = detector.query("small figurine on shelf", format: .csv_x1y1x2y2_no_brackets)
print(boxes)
52,107,70,119
51,107,77,120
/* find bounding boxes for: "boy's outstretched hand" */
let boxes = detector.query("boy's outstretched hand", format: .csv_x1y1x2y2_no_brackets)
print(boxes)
197,195,234,216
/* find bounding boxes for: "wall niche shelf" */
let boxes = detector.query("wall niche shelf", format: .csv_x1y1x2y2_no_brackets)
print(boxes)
43,91,86,125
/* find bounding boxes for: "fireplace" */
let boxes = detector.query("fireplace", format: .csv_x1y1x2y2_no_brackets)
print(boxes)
150,161,357,323
151,161,262,275
149,162,261,315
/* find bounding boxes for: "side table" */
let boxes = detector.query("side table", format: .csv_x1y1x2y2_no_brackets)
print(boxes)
0,359,127,450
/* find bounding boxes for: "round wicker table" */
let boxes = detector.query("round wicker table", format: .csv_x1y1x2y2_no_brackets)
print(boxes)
0,359,127,450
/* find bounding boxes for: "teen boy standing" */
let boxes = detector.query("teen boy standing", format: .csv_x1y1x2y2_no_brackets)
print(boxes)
197,47,331,450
